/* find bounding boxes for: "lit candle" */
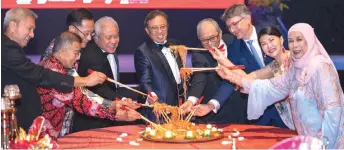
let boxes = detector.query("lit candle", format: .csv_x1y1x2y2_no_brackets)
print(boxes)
192,123,195,126
186,131,193,138
165,131,172,138
206,124,212,129
204,129,211,136
212,127,217,132
149,129,156,136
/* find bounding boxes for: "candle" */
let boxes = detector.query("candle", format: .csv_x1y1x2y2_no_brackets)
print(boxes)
191,123,195,126
165,131,172,138
186,131,193,138
149,129,156,136
212,127,217,132
206,124,212,129
204,129,211,136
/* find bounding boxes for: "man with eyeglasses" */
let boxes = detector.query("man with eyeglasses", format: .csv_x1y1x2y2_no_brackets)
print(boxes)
73,16,139,132
192,4,286,128
134,10,183,122
37,31,141,139
41,8,94,61
2,8,106,132
180,18,247,124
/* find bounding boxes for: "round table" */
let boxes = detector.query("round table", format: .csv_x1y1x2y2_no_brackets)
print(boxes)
57,124,297,149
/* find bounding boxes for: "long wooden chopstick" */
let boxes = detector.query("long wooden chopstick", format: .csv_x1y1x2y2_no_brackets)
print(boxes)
88,69,147,96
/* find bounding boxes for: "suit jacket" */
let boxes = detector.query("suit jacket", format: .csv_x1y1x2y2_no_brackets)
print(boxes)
77,40,121,100
1,35,74,131
189,34,245,124
212,33,273,122
73,40,122,132
134,38,183,121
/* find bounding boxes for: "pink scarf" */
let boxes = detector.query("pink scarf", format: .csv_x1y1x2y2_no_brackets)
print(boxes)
288,23,336,85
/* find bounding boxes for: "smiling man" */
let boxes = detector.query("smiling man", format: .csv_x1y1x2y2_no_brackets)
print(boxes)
74,16,126,132
193,4,286,128
134,10,183,122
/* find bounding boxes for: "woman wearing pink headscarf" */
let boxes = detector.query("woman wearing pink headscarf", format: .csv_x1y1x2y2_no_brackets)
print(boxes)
213,23,343,148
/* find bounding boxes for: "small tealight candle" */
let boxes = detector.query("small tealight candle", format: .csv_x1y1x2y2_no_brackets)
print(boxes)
186,131,193,138
204,129,211,136
149,129,156,136
192,123,195,126
212,127,217,132
145,127,151,132
206,124,212,129
165,131,172,138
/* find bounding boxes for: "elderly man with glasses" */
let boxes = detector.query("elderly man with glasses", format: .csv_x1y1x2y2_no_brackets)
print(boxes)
179,18,247,124
192,4,286,128
134,10,183,122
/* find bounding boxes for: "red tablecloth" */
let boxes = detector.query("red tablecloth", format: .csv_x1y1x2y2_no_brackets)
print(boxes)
57,124,297,149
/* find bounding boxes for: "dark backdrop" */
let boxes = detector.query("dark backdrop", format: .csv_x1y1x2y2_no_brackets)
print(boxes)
2,0,343,55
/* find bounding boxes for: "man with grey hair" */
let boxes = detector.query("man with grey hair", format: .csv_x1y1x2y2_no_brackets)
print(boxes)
180,18,245,124
1,7,106,131
37,31,141,139
74,16,143,132
193,4,286,128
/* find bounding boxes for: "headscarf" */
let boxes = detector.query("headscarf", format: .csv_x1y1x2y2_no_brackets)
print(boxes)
288,23,336,85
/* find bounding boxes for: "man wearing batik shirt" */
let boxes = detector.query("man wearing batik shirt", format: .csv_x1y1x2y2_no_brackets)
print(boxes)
38,32,141,139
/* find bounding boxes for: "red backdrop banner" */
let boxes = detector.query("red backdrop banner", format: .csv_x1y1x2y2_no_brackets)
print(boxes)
2,0,243,9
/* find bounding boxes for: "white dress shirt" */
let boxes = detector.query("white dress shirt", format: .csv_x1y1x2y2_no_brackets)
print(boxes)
146,40,181,104
187,40,228,110
209,27,266,113
156,41,181,84
243,27,265,67
101,49,118,84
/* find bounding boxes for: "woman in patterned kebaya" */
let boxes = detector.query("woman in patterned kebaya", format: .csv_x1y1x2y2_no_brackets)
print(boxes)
211,23,343,149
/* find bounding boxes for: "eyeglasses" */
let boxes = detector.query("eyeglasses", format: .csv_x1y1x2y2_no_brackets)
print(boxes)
73,25,95,37
200,33,219,44
149,24,168,32
226,17,245,30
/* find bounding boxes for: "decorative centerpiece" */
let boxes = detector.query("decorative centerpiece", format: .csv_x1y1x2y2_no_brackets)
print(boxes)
140,103,224,143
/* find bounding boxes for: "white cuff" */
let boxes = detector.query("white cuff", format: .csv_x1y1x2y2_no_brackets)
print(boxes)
145,92,157,104
121,97,127,100
209,99,220,113
187,96,199,105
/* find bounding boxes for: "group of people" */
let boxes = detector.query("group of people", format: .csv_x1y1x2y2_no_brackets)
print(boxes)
1,3,343,149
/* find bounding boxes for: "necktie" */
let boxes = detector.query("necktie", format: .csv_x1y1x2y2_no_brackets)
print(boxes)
247,40,264,68
107,53,118,88
156,42,170,49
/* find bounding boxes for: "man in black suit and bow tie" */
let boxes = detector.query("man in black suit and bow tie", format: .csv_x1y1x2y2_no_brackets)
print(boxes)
73,16,127,132
134,10,183,121
180,18,245,124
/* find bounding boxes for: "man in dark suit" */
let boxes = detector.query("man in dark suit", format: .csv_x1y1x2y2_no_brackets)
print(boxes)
180,18,245,124
134,10,183,121
193,4,286,127
1,8,106,131
73,16,125,132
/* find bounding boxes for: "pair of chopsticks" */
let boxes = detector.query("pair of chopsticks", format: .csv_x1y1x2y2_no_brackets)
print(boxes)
181,65,245,73
184,96,204,122
119,105,166,131
88,69,147,96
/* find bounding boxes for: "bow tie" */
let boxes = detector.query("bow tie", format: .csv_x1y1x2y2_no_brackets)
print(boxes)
156,42,170,49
